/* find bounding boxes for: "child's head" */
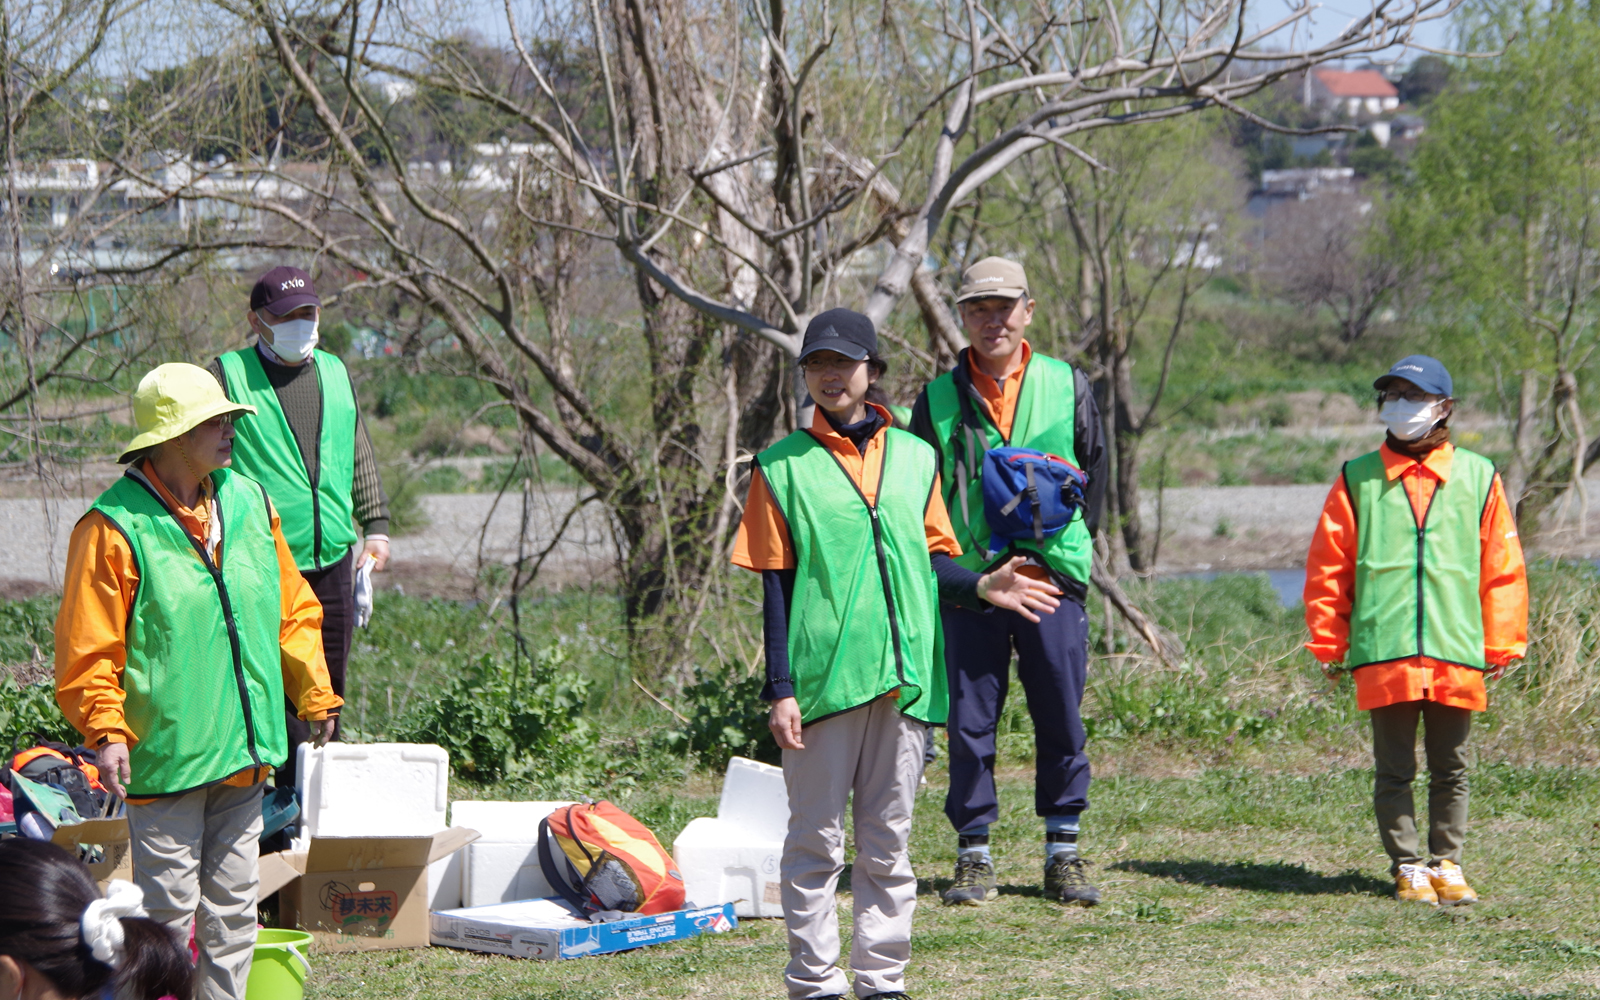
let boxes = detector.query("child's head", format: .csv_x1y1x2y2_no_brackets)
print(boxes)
0,839,192,1000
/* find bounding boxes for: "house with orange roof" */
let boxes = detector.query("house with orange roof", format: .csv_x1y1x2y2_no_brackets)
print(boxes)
1305,68,1401,117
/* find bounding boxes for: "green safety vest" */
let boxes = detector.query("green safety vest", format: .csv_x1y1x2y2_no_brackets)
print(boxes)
756,427,948,726
217,347,358,572
88,468,287,797
924,353,1093,585
1345,447,1496,671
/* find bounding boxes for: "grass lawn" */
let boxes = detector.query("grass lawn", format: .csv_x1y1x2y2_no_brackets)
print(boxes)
307,751,1600,1000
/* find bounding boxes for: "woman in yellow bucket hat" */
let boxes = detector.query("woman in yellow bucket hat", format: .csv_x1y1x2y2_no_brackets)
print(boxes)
53,363,342,999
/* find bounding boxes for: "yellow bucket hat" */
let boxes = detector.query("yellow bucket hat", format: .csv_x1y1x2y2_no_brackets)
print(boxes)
118,363,257,463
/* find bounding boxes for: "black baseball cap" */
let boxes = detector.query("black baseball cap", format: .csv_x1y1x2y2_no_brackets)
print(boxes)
250,265,321,316
1374,355,1452,397
799,308,876,362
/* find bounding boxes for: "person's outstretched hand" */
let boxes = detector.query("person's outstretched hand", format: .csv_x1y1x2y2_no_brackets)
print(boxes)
977,556,1062,622
768,697,805,751
98,742,131,799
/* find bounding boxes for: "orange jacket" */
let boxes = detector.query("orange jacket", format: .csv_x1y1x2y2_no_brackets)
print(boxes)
1303,442,1527,712
55,460,341,790
732,402,962,570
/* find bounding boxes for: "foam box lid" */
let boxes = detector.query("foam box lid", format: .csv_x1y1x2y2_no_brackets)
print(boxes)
450,801,571,841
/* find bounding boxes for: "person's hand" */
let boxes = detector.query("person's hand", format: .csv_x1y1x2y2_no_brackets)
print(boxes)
1488,659,1515,681
361,537,390,572
1320,662,1346,681
312,717,337,748
98,742,131,799
768,698,805,751
976,556,1062,622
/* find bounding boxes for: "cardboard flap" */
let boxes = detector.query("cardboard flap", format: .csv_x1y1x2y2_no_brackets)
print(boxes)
304,835,434,873
50,818,131,850
428,826,481,865
258,850,307,898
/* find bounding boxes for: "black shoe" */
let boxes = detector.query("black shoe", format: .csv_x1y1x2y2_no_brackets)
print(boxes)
941,850,998,906
864,994,911,999
1044,853,1101,907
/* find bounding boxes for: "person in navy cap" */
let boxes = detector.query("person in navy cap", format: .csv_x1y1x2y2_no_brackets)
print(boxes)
206,266,391,824
1304,355,1527,906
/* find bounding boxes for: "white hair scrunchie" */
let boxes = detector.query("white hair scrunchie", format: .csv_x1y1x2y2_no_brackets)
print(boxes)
80,879,148,968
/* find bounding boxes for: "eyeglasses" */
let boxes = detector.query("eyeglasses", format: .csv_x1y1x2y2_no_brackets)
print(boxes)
1377,389,1440,404
800,356,865,374
199,414,237,428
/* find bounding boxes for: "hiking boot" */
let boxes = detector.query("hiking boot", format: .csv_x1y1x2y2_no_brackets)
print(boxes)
1426,859,1478,906
1395,863,1439,905
1044,853,1101,907
941,850,998,906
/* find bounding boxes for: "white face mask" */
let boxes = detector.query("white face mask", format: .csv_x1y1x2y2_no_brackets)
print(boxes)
258,311,319,363
1380,397,1445,441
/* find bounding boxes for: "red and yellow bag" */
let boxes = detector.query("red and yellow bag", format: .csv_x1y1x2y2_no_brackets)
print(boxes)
537,801,686,916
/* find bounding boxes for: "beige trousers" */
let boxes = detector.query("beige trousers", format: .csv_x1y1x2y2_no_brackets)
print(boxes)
781,697,925,1000
127,781,264,1000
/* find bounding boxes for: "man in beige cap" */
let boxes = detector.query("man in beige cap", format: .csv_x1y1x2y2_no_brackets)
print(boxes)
55,363,341,998
910,256,1108,908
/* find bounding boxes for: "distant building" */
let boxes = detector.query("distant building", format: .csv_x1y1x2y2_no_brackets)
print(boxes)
1258,167,1357,201
1305,68,1400,117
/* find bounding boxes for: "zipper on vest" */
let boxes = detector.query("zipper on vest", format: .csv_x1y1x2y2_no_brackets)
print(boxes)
1414,472,1441,695
822,443,911,689
310,360,326,571
132,477,265,771
868,504,911,688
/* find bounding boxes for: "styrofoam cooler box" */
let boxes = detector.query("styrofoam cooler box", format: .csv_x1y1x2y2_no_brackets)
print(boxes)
292,743,454,905
452,801,574,908
673,757,788,918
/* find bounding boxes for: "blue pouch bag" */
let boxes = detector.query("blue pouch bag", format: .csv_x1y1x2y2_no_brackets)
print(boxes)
980,447,1087,547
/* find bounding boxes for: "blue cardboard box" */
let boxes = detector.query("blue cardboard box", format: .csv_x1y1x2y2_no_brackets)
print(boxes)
429,897,737,960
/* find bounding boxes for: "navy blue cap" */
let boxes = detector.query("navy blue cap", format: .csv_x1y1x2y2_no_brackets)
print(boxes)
1375,355,1452,397
799,308,876,362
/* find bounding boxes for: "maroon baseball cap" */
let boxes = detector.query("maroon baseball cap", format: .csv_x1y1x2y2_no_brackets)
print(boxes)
250,266,321,316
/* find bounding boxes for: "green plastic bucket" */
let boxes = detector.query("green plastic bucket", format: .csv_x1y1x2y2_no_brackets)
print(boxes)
246,929,313,1000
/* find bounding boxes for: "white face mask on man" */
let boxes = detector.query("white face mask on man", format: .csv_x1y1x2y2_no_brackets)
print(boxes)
1380,397,1446,441
257,311,319,363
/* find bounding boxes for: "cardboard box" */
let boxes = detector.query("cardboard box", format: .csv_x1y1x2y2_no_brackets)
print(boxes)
50,817,133,887
269,827,478,952
430,897,737,960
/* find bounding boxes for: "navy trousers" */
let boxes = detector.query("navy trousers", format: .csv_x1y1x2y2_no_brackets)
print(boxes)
942,598,1091,833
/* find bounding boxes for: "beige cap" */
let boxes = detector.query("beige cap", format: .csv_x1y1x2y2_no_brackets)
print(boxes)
956,256,1029,303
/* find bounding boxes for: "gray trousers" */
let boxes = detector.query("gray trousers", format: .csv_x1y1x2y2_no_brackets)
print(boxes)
127,781,264,1000
1371,701,1472,871
781,697,925,1000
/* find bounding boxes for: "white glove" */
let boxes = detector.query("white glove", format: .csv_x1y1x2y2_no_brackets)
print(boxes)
354,552,375,628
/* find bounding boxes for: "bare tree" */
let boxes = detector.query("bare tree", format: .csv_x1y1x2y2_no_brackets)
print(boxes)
1260,191,1410,344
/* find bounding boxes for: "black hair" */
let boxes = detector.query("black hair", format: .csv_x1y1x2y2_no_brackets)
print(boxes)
0,839,192,1000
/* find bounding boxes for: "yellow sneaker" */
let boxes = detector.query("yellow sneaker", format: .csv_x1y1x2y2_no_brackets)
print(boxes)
1395,863,1439,905
1427,859,1478,906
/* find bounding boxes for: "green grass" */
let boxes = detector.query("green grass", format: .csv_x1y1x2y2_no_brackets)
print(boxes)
307,759,1600,1000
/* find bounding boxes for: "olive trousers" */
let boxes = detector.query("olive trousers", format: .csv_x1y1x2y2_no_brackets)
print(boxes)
1370,700,1473,871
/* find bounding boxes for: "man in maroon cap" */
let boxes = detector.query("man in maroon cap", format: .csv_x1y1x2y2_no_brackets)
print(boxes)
207,266,390,815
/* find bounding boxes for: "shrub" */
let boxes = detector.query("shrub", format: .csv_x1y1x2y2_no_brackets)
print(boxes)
663,666,780,770
392,644,600,792
0,679,76,750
